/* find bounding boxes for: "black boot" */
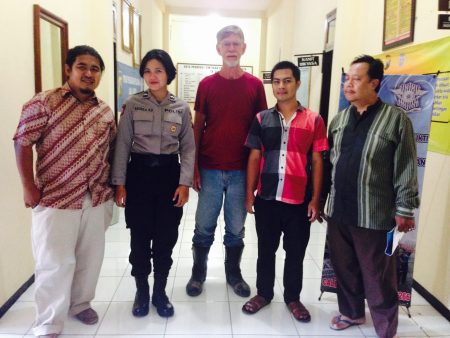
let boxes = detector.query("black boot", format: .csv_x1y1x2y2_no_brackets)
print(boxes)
225,246,251,297
186,246,210,296
132,276,149,317
152,274,174,317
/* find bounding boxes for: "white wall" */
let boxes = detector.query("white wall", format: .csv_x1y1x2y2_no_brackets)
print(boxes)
141,0,165,51
290,0,337,113
264,0,295,107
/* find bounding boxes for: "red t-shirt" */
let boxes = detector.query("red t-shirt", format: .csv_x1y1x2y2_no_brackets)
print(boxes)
195,72,267,170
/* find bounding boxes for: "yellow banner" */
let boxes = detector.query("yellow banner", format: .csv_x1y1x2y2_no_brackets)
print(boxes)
375,36,450,154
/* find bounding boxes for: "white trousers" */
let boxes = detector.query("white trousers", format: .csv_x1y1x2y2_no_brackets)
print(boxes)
31,194,113,336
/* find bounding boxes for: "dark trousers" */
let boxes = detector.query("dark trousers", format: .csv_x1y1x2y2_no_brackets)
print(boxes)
254,197,311,303
125,154,183,278
328,221,398,338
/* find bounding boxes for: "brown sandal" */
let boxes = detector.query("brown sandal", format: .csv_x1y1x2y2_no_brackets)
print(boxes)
242,295,270,314
287,301,311,322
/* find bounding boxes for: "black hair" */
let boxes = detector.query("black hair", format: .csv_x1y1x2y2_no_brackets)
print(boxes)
271,61,300,82
351,55,384,92
139,49,177,85
65,45,105,71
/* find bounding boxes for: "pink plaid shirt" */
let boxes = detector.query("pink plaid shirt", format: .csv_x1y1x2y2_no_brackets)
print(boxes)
246,105,329,204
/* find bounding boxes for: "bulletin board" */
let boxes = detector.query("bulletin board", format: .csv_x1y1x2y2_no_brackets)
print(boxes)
176,63,253,103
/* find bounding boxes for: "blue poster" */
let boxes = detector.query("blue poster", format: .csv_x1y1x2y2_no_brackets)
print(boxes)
117,62,144,112
321,74,437,307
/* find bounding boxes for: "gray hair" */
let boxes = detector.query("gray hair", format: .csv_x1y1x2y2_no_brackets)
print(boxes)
216,25,245,43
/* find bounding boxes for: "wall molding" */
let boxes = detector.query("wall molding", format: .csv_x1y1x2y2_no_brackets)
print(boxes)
413,279,450,321
0,275,34,319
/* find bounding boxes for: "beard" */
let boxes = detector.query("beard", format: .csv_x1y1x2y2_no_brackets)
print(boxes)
224,60,240,68
80,88,94,95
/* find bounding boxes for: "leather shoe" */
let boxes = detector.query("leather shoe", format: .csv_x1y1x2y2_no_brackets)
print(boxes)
75,308,98,325
186,277,204,296
152,293,174,317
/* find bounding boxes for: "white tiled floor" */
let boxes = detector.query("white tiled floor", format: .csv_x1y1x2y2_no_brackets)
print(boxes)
1,193,449,337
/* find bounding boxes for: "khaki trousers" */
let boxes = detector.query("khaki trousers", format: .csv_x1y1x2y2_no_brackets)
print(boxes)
31,194,113,336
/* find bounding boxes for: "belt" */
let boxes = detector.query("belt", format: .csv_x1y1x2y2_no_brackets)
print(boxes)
130,152,178,168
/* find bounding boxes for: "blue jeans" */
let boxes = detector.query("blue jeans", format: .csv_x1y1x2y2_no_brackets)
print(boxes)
193,169,247,247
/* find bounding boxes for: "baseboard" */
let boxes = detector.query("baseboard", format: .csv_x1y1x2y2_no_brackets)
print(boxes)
413,279,450,321
0,275,34,318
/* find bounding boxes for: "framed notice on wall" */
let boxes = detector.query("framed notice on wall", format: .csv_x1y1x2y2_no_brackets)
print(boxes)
383,0,416,50
131,8,141,68
121,0,132,52
176,63,253,103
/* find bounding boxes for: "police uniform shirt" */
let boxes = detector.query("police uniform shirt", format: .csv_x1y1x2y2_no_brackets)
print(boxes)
112,91,195,187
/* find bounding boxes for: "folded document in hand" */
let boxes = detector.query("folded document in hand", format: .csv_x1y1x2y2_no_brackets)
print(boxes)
385,226,404,256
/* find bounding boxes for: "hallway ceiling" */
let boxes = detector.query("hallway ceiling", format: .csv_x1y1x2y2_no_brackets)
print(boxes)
163,0,274,11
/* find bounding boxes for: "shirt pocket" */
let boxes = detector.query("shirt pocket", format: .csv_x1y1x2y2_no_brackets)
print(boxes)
367,130,396,157
133,110,154,135
163,112,182,137
289,127,314,153
330,125,344,138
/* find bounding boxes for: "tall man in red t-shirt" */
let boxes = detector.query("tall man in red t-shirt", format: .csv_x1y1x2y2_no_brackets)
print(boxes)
186,25,267,297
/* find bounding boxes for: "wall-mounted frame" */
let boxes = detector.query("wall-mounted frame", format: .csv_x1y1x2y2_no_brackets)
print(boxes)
112,2,117,43
383,0,416,50
438,0,450,11
33,5,68,93
324,9,336,52
121,0,132,52
177,63,253,103
132,8,141,68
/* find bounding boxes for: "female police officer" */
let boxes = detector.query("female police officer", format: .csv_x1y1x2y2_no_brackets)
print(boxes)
112,49,195,318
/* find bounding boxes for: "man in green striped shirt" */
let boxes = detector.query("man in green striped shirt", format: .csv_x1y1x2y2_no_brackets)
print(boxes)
326,55,419,338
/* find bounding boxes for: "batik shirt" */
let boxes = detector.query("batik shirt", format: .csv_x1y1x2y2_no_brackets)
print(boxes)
13,83,116,209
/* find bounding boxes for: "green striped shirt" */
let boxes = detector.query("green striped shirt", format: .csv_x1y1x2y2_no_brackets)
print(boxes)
327,102,420,230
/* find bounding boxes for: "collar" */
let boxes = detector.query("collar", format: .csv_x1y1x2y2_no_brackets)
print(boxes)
350,98,382,118
142,90,176,104
60,82,99,104
272,101,305,114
